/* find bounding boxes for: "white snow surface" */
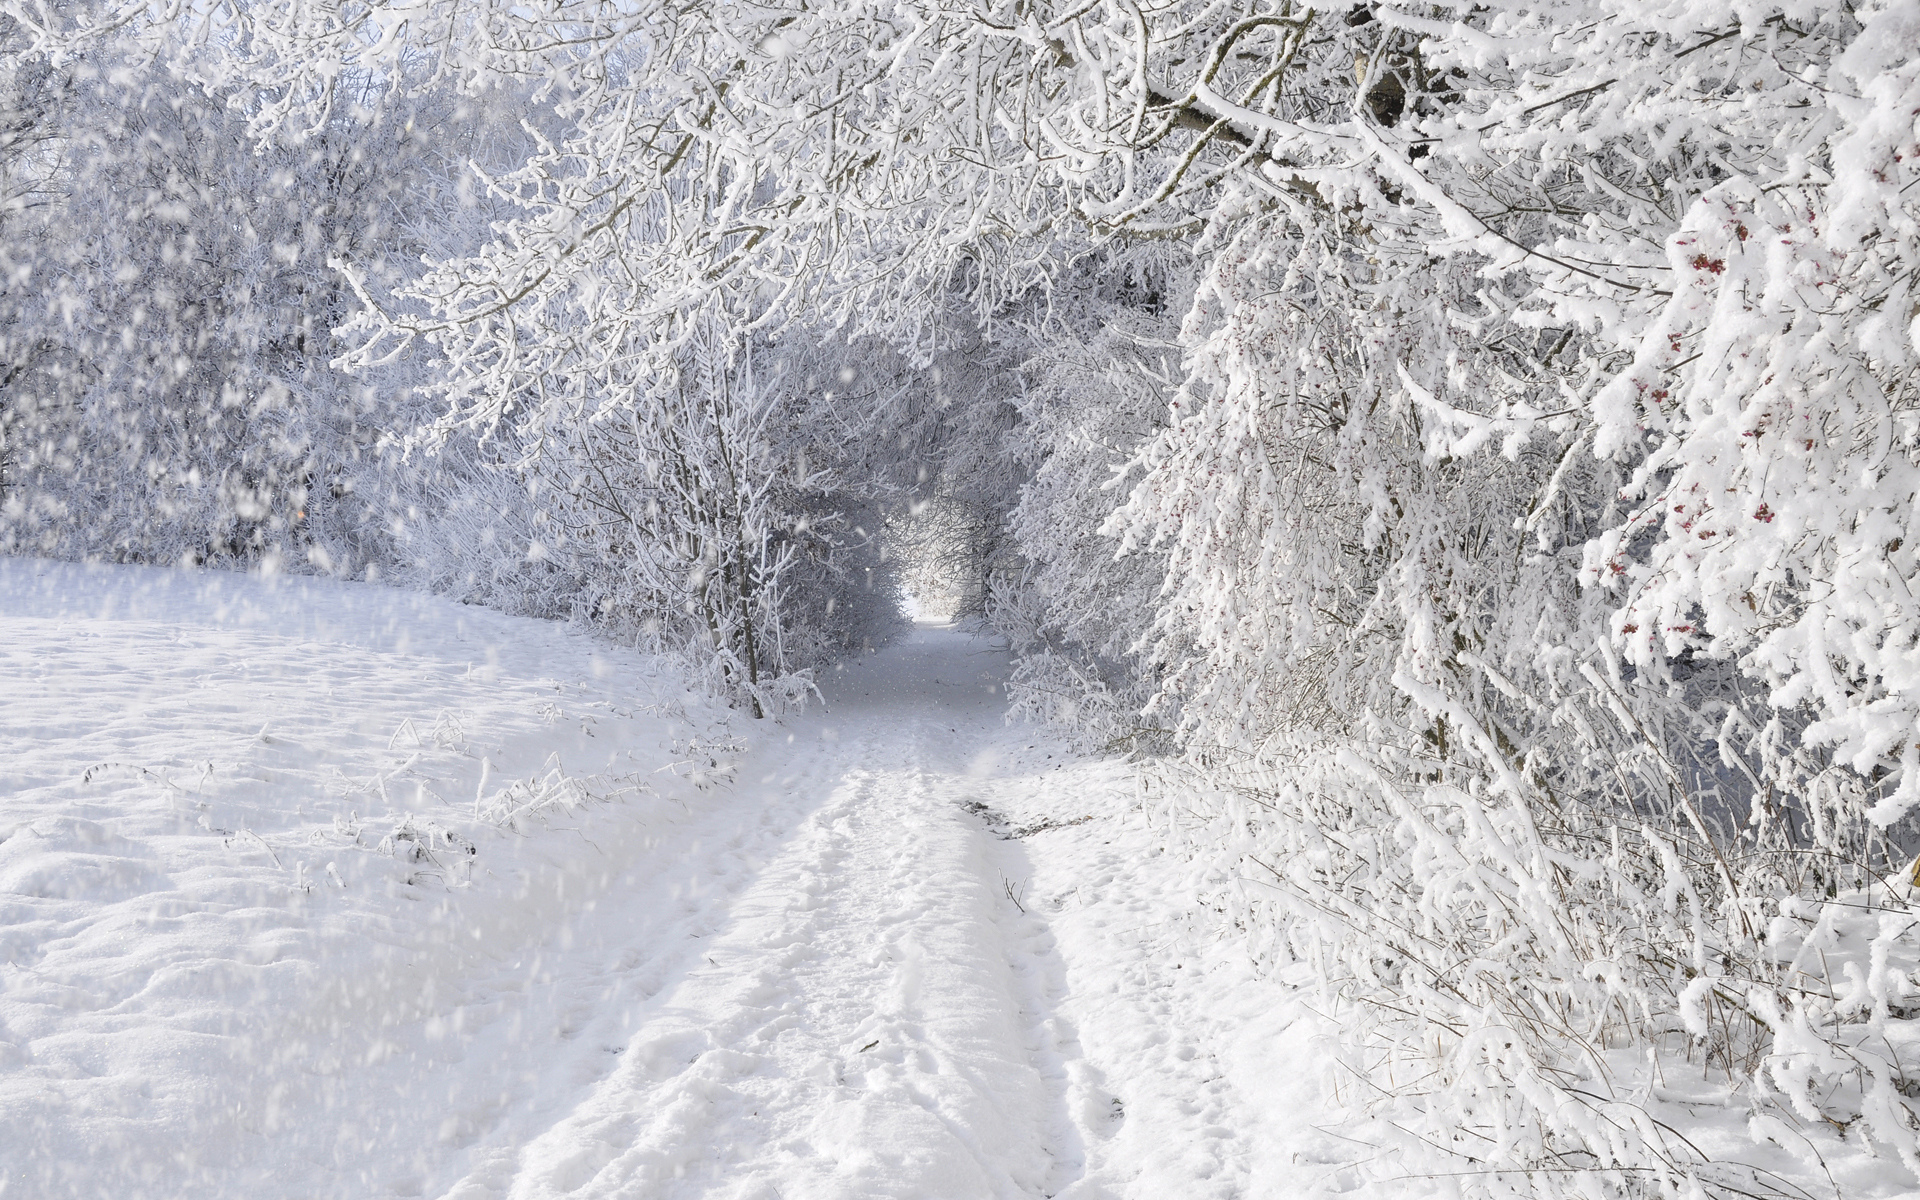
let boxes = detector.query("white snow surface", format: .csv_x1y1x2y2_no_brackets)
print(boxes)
0,562,1350,1199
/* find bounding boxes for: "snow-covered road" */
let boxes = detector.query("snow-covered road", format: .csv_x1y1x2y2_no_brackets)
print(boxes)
1,565,1343,1199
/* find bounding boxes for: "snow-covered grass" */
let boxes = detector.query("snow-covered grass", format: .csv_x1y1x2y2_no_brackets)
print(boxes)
0,560,747,1197
1126,756,1920,1200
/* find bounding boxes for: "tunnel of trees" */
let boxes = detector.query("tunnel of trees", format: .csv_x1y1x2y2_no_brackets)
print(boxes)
6,2,1920,1191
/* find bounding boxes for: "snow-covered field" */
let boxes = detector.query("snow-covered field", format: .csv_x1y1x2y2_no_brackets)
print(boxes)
0,562,1353,1199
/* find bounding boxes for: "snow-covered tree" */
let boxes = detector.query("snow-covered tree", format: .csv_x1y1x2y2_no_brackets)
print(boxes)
0,47,496,574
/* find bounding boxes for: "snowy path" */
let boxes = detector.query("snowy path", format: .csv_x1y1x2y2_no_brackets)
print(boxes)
1,565,1342,1199
442,636,1073,1200
406,631,1345,1200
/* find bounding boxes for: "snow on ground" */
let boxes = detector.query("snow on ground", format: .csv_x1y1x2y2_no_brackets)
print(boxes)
0,561,1357,1198
40,560,1854,1197
0,561,756,1197
19,561,1911,1200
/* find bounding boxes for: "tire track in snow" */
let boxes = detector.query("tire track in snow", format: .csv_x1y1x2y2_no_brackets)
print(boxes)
398,732,870,1200
444,690,1090,1199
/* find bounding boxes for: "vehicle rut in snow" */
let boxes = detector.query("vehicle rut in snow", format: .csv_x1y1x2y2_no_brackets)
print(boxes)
427,629,1087,1200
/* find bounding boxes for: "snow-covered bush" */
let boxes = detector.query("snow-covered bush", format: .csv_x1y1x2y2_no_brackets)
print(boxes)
1093,4,1920,1193
995,255,1186,746
2,53,395,568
